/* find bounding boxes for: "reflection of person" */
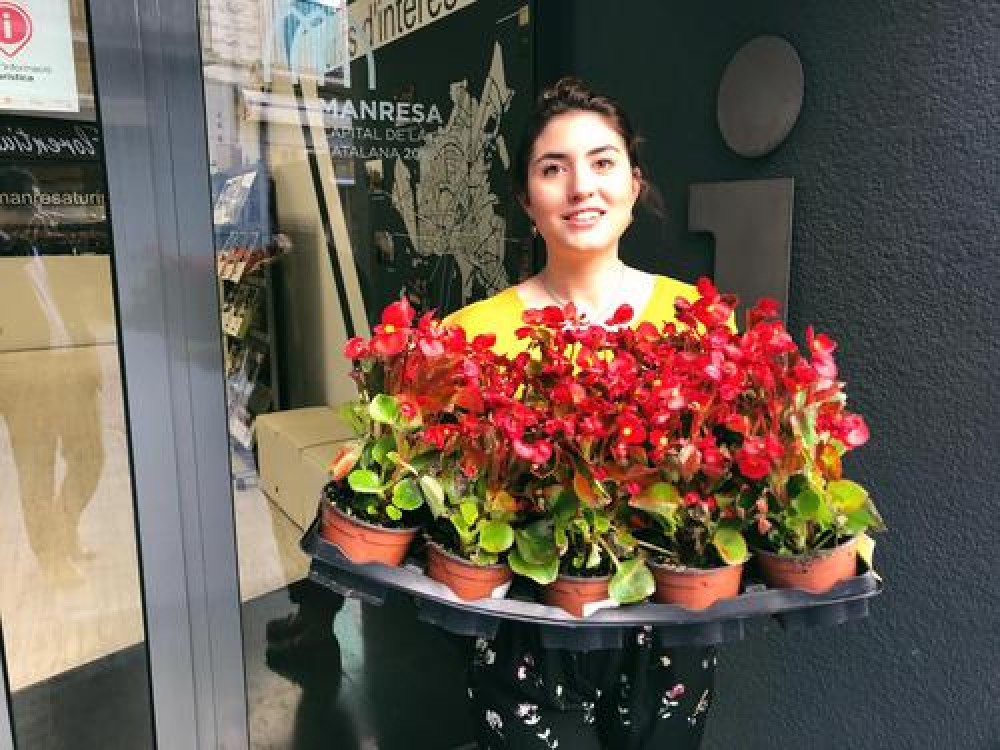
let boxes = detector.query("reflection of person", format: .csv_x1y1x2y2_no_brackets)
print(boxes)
0,166,104,584
0,166,41,255
446,79,715,749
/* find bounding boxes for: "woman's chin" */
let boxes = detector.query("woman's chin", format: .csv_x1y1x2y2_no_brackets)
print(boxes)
546,233,619,257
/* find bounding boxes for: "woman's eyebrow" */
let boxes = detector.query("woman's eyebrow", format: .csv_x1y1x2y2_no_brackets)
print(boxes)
531,144,621,166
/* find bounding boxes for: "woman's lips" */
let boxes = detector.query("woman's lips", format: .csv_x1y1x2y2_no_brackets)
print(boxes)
562,208,605,228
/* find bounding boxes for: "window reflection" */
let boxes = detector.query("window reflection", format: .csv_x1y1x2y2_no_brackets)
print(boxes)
201,0,533,745
0,1,153,747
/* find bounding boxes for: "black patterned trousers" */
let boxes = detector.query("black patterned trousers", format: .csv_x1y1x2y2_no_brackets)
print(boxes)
469,622,715,750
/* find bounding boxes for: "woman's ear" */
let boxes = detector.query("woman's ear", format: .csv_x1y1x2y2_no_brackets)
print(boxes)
631,166,643,200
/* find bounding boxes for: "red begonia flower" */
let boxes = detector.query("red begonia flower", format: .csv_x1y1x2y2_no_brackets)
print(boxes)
513,438,553,465
838,413,870,447
343,337,369,359
382,296,416,328
747,297,781,327
605,304,634,327
616,412,647,445
371,325,407,356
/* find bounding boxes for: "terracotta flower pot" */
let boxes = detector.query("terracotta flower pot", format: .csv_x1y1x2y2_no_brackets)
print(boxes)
757,536,858,593
319,502,417,566
542,573,612,617
650,561,744,610
425,542,513,601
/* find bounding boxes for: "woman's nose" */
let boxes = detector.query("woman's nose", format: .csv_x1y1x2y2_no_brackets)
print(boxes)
568,166,596,200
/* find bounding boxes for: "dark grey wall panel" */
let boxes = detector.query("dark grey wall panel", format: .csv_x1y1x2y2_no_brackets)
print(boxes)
536,1,1000,747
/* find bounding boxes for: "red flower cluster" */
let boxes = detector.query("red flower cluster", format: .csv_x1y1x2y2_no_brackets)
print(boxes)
335,281,873,561
506,277,870,563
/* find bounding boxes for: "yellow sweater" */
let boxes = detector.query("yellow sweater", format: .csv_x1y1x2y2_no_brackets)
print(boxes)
444,275,697,357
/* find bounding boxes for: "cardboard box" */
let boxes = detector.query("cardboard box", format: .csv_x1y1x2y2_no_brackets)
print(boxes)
294,441,351,529
256,407,353,529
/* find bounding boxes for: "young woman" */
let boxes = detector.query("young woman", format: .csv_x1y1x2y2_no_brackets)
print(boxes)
446,78,715,749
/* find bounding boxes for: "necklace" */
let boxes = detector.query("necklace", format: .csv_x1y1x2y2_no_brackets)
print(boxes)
539,262,628,323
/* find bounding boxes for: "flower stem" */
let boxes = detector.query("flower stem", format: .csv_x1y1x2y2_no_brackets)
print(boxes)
597,535,621,567
635,538,672,557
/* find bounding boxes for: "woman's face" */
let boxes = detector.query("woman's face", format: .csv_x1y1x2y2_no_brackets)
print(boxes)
523,110,641,259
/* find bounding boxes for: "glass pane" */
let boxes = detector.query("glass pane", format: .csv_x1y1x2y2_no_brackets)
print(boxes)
0,0,153,747
198,0,533,745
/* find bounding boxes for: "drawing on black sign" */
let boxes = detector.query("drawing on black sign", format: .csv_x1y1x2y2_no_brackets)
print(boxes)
390,42,514,304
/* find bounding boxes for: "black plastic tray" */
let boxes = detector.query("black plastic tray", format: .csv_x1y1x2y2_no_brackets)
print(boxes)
302,521,882,650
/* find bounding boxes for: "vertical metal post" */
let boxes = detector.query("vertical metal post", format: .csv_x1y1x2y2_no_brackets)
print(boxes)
87,0,248,747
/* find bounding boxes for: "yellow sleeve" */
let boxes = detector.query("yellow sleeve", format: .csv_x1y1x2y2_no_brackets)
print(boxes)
637,276,698,326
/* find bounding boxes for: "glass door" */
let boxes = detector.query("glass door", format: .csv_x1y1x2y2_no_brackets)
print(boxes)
197,0,535,745
0,1,154,747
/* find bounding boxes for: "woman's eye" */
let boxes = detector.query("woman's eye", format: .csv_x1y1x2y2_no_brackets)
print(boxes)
595,157,615,171
540,163,562,177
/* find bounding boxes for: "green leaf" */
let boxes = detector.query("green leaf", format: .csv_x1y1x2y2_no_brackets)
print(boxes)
585,542,602,569
408,450,438,472
712,525,749,565
828,479,869,513
514,524,559,566
460,500,479,526
508,548,559,585
609,558,655,605
347,469,382,494
786,474,810,498
449,515,476,544
629,482,681,519
843,509,875,536
594,514,611,534
792,487,823,519
471,550,499,566
864,498,887,532
392,478,424,511
800,405,818,447
385,505,402,521
550,490,578,524
337,400,368,434
371,435,396,466
478,520,514,554
614,527,637,549
368,393,400,425
419,476,447,519
554,526,568,550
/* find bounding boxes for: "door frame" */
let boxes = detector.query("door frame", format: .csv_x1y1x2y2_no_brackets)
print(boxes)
86,0,248,746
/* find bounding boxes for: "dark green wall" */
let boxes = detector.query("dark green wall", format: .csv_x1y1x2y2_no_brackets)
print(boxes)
536,1,999,747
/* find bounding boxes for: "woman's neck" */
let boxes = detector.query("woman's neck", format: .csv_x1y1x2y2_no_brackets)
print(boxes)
538,251,624,315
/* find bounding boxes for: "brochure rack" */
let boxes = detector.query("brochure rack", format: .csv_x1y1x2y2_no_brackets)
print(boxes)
211,165,287,456
301,521,882,651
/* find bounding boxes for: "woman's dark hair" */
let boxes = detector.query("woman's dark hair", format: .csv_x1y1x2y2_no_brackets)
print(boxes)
512,77,661,215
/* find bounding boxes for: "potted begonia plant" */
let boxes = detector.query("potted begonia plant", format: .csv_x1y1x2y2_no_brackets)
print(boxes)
419,338,526,600
614,279,751,608
504,304,656,615
728,297,885,592
323,297,477,566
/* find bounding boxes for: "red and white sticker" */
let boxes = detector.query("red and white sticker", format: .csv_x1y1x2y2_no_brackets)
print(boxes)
0,2,32,58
